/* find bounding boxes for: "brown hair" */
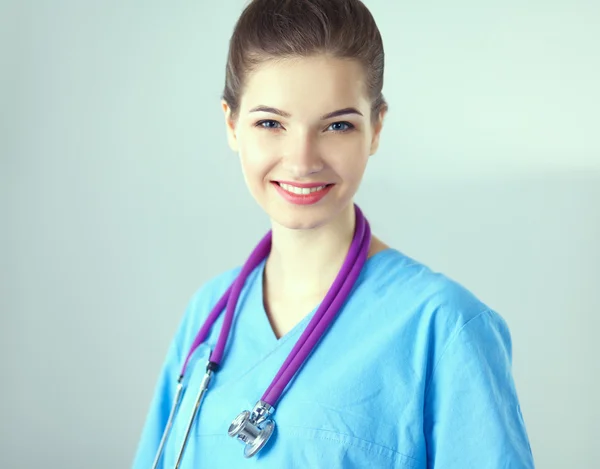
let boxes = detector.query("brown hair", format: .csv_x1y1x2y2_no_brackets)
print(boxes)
222,0,387,122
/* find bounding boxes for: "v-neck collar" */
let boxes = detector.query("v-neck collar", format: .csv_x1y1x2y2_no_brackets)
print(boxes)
251,258,316,347
251,248,397,346
209,248,398,391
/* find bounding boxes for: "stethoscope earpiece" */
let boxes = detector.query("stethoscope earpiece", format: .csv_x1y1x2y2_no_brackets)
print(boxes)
228,401,276,458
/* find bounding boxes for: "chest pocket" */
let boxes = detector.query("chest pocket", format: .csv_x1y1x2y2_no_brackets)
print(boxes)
259,424,422,469
188,369,424,469
262,394,423,469
183,422,421,469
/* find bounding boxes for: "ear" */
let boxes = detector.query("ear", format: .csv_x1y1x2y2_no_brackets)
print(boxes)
369,108,387,156
222,100,239,152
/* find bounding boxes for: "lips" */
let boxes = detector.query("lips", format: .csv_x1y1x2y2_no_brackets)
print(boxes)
271,181,334,205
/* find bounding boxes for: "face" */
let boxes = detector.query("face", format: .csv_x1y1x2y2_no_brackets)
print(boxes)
222,55,385,231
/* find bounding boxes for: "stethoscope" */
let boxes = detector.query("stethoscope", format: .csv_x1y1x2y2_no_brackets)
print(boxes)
151,204,371,468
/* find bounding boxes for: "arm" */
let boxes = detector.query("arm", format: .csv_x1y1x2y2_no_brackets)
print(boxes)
130,331,183,469
423,310,535,468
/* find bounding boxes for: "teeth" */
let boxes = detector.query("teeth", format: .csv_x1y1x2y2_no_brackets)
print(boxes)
280,184,325,195
279,183,327,195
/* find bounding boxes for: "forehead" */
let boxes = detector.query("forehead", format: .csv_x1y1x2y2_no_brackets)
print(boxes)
239,56,370,115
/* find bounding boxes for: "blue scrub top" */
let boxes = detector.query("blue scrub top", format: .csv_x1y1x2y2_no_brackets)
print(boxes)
132,248,535,468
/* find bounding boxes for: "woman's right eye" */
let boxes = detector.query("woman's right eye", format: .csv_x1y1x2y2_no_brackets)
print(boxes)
256,120,282,129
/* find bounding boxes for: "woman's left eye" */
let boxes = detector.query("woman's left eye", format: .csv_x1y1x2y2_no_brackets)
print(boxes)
327,122,354,132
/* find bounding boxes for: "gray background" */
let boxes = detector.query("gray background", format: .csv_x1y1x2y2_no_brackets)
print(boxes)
2,0,598,468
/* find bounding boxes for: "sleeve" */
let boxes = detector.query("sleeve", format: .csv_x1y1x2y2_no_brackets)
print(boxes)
130,336,182,469
423,310,535,468
130,289,204,469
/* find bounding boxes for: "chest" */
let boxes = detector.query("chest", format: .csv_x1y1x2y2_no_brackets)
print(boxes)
263,297,320,339
164,309,429,469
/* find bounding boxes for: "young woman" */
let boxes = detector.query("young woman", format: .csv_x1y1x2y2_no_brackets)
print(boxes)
132,1,535,467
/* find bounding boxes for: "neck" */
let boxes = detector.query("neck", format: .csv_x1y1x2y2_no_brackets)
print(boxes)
264,204,355,301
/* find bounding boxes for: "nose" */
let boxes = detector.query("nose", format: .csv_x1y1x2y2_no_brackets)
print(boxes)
281,131,324,177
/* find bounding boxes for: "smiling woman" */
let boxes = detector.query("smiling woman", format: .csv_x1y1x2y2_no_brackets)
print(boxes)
224,55,383,234
131,1,535,468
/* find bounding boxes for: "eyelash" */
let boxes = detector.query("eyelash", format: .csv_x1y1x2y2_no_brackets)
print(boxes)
255,120,355,133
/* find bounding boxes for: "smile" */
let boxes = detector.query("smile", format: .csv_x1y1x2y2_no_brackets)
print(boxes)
278,183,328,195
271,181,334,205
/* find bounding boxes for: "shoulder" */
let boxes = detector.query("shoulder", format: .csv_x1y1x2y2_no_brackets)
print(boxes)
368,248,512,369
185,266,241,314
173,265,242,353
371,248,497,326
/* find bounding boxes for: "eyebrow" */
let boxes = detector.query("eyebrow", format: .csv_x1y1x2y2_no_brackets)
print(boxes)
249,105,363,120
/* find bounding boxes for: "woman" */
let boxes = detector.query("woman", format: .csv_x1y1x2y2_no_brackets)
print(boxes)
132,0,535,467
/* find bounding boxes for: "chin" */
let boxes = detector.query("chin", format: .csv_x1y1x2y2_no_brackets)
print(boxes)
266,198,353,232
252,183,354,231
269,207,331,231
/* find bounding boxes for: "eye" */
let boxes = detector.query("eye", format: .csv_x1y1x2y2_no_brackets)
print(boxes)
256,119,283,130
327,121,354,133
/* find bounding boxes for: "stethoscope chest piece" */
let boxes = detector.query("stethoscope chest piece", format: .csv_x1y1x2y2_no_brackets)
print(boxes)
228,401,275,458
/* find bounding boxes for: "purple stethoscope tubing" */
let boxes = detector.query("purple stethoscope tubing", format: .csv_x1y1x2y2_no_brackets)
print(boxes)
262,208,370,404
179,203,370,408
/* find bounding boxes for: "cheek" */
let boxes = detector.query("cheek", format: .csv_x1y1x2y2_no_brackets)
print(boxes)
237,134,277,186
322,135,370,179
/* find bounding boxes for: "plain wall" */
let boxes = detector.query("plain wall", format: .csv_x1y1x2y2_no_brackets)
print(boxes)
2,1,598,468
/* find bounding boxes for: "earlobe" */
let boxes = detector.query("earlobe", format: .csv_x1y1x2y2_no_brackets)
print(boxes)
222,100,239,152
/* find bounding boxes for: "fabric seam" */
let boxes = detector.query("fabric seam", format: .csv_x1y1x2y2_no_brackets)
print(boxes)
423,308,492,403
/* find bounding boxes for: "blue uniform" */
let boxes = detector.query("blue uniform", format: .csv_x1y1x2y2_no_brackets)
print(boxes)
132,248,534,468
